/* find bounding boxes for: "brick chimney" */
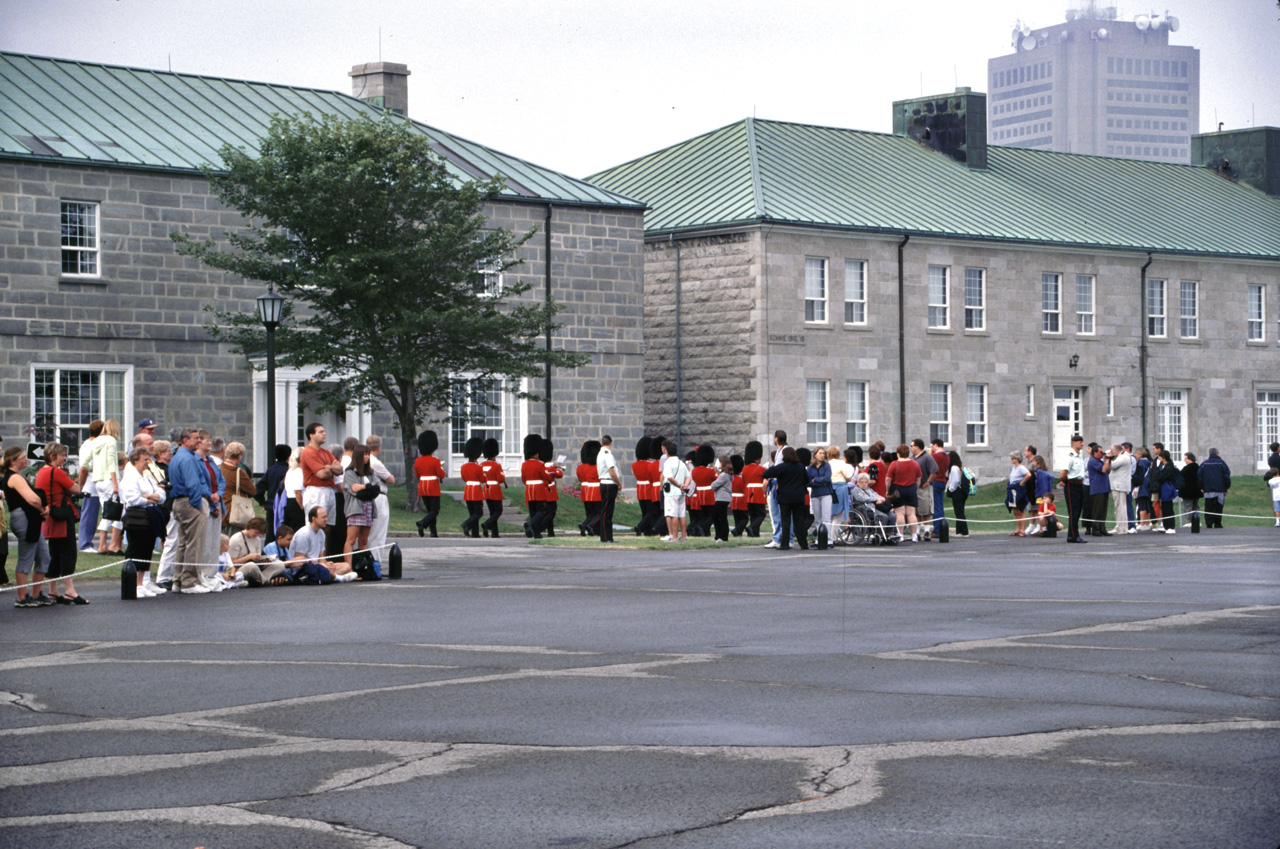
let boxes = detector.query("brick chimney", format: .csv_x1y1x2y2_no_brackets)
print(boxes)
892,87,988,170
349,62,410,115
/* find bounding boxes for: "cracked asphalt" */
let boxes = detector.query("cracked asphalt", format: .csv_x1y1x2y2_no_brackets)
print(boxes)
2,528,1278,848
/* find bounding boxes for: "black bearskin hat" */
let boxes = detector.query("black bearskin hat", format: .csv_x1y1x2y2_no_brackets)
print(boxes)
539,437,554,463
580,440,601,465
417,430,439,456
634,436,651,462
523,434,542,460
483,438,501,460
695,444,715,467
796,447,811,466
731,454,744,475
744,440,764,464
650,435,667,457
463,436,483,462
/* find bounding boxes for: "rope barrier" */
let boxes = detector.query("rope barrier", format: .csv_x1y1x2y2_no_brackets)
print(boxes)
831,508,1275,526
0,542,398,594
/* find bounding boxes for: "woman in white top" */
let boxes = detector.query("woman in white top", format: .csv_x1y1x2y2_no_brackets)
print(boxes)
282,446,306,533
121,446,165,597
91,419,122,555
827,445,854,527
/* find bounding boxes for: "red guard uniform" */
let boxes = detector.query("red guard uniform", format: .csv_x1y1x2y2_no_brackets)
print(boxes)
577,463,601,504
460,461,485,503
730,474,747,512
743,462,767,505
415,455,444,498
543,460,563,502
521,458,548,506
481,459,506,501
632,459,651,503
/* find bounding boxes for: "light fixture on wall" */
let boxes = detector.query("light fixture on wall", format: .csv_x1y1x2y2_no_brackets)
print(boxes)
1069,353,1080,369
256,284,286,457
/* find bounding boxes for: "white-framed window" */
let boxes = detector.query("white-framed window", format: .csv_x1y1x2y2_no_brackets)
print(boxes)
805,258,827,323
471,260,503,298
844,260,867,325
1179,280,1198,339
1076,274,1095,335
1156,388,1187,459
1257,391,1280,469
965,384,987,445
1147,278,1166,338
450,377,525,458
845,380,867,445
1106,387,1115,417
1248,284,1265,341
928,266,949,328
31,364,131,453
60,201,99,277
1026,385,1035,417
964,267,986,330
1042,273,1061,333
929,383,951,444
806,379,829,444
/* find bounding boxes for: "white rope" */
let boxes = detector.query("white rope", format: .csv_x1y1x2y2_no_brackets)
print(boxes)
831,508,1277,526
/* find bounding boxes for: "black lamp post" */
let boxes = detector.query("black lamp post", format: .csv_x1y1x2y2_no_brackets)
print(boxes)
257,285,285,461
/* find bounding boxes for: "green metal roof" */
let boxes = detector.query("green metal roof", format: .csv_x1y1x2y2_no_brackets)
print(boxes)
0,52,642,209
590,117,1280,260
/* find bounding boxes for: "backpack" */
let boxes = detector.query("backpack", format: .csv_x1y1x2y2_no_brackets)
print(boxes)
1131,459,1145,489
962,467,978,496
1170,465,1184,492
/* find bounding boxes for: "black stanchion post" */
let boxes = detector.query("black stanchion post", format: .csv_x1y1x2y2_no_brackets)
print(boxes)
388,543,402,580
938,518,949,543
1191,511,1200,534
121,560,137,600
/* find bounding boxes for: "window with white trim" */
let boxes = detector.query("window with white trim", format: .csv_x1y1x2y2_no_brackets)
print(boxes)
964,267,985,330
1147,278,1166,338
844,260,867,324
1076,274,1095,335
61,201,99,277
929,383,951,444
471,260,503,298
1257,391,1280,469
1106,387,1115,417
965,384,987,445
928,266,949,328
450,377,523,457
1248,284,1265,341
806,379,829,444
805,258,827,323
1041,273,1061,333
1156,388,1187,459
845,380,867,444
1026,385,1035,417
32,365,130,452
1179,280,1198,339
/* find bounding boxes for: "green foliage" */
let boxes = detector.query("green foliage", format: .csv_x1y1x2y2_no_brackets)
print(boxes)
172,112,588,507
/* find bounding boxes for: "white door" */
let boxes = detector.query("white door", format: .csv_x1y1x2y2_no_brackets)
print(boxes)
1052,387,1082,472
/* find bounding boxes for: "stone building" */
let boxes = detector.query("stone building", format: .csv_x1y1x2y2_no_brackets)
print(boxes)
0,53,645,476
590,89,1280,478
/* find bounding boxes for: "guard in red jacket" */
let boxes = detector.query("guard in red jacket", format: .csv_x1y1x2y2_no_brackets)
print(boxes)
730,454,749,537
689,444,717,537
540,437,563,538
459,437,485,539
742,440,768,537
414,430,444,538
480,438,506,538
577,440,602,536
631,436,654,537
520,434,549,539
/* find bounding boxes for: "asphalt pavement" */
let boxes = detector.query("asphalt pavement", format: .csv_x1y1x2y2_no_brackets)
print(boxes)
2,527,1278,848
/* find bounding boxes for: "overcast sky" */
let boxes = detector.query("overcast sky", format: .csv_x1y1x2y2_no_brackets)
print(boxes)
4,0,1277,177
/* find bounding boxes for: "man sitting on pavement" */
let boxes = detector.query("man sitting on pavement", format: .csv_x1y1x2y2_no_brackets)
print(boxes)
286,507,357,584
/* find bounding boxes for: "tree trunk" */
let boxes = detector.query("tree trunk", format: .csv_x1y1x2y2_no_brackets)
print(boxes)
399,416,421,514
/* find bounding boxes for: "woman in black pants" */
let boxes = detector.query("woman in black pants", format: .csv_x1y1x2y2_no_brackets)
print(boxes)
945,450,970,537
762,447,810,550
710,456,733,542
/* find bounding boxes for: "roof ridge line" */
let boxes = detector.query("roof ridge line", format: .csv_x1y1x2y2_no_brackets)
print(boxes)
744,117,766,218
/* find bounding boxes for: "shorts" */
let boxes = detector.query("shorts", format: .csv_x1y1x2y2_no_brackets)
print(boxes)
892,484,918,509
663,494,686,519
1135,496,1152,514
302,486,337,525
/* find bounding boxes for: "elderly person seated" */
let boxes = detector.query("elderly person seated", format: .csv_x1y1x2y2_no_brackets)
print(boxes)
849,472,896,529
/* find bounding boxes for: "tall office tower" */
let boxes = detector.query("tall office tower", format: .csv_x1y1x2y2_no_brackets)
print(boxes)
988,3,1199,163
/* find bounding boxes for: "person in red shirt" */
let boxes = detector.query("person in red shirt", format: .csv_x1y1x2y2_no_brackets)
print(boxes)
865,445,888,498
645,435,665,536
540,438,563,538
459,437,485,539
577,440,602,536
630,436,654,537
301,423,343,538
413,430,444,538
742,440,768,537
36,442,84,603
480,438,506,538
521,434,549,539
929,438,951,536
886,444,923,540
729,454,748,537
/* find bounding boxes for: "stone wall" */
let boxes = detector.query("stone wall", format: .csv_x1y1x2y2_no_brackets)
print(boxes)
643,233,759,454
0,159,646,477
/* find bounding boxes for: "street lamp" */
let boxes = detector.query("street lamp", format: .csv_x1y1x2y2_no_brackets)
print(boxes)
257,285,285,463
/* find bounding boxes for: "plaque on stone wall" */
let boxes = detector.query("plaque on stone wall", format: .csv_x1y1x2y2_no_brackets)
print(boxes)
768,333,806,345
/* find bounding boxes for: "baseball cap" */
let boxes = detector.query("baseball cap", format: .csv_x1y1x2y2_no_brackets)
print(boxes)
139,418,156,430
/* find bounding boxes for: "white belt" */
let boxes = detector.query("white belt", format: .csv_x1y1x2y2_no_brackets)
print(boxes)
419,476,438,481
464,481,483,487
582,483,600,489
747,483,765,488
524,480,546,486
696,486,712,491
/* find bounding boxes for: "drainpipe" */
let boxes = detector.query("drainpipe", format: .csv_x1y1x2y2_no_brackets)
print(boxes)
897,234,910,445
1139,252,1153,448
544,204,554,437
672,234,683,455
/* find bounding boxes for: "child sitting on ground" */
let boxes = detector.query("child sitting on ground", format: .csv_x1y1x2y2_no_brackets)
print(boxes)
215,534,246,589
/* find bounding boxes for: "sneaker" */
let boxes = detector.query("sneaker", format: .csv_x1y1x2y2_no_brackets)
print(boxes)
33,594,55,607
1127,527,1138,534
1183,522,1193,528
145,581,167,595
79,547,98,554
910,533,919,542
660,535,673,541
234,579,249,588
135,585,153,598
1165,528,1176,534
180,584,212,595
157,579,173,591
14,596,34,608
1026,526,1041,535
763,540,780,549
338,572,359,582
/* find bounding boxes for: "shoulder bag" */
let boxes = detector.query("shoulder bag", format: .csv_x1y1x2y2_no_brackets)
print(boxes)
48,472,79,524
229,471,256,526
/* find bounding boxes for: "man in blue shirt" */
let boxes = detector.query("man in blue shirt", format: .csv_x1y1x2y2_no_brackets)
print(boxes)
1085,443,1112,537
168,428,213,593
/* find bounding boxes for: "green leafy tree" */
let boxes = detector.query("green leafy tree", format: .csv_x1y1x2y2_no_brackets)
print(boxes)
174,112,586,510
